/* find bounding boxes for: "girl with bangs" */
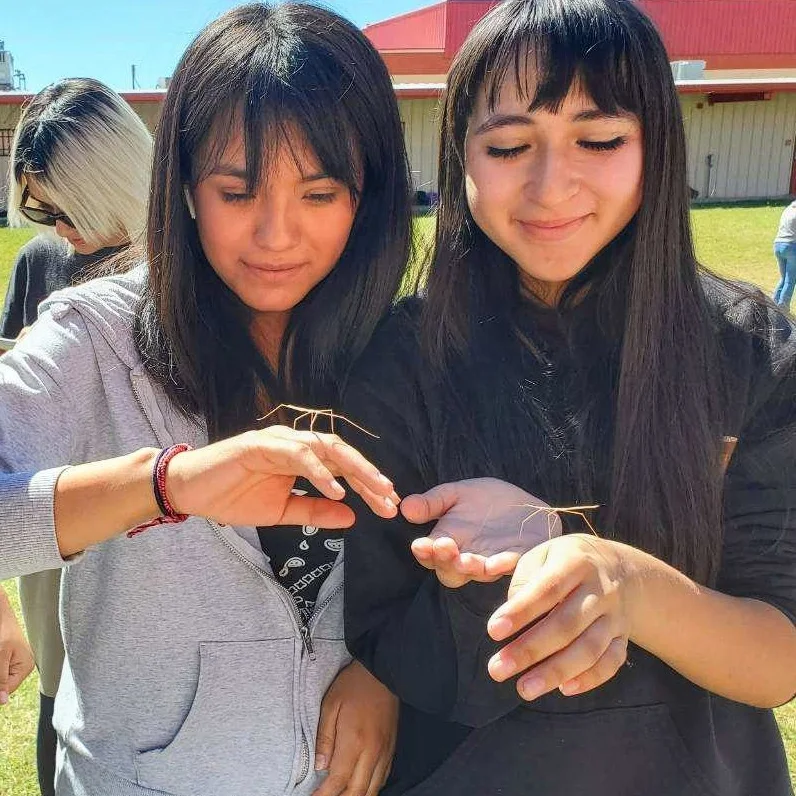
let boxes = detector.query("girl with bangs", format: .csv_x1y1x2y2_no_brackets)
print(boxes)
0,3,411,795
342,1,796,794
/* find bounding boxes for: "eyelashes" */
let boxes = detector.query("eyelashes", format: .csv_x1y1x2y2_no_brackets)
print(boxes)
579,136,627,152
220,192,338,204
487,145,530,159
486,136,628,159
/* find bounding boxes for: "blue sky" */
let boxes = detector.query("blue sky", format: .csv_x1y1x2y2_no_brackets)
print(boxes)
1,0,428,92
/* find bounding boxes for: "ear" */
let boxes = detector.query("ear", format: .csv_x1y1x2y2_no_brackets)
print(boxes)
183,185,196,220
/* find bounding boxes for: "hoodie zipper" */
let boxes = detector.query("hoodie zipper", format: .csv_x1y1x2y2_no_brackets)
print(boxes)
207,519,315,655
129,376,336,787
208,520,318,785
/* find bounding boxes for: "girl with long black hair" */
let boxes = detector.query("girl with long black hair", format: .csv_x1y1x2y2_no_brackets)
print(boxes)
0,3,412,794
342,1,796,794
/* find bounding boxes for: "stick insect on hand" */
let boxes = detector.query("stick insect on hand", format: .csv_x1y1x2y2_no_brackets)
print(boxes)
402,478,597,588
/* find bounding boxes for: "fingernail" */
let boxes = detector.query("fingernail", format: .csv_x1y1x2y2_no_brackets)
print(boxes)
560,679,579,696
488,652,514,680
379,474,393,488
314,754,328,771
518,676,546,701
0,691,8,705
488,615,513,639
331,479,345,496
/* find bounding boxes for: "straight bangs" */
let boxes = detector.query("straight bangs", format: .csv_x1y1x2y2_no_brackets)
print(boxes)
465,0,646,129
184,13,362,199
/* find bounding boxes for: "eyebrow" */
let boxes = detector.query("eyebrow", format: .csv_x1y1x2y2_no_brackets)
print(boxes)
473,109,631,135
209,164,332,183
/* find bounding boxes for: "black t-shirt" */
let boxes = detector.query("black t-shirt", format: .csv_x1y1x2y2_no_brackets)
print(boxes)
0,236,123,337
257,480,343,624
340,285,796,796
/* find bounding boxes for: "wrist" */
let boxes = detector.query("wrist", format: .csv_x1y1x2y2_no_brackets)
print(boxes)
609,540,653,642
160,445,195,516
126,445,193,538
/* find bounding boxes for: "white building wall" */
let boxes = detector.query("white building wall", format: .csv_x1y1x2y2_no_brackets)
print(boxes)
399,93,796,202
681,92,796,199
399,98,442,195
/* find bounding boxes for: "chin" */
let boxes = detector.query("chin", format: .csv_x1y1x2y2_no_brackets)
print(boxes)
518,262,590,286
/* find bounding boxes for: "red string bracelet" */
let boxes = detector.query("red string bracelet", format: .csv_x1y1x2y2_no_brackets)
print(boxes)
127,444,193,538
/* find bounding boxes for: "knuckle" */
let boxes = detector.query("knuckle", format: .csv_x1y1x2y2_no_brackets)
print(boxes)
545,661,568,687
555,604,581,637
540,575,567,604
581,635,606,665
511,644,538,676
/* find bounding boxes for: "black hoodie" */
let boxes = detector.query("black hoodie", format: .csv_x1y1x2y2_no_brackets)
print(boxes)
341,284,796,796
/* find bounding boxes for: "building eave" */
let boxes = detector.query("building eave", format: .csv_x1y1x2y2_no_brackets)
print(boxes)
0,89,168,105
676,77,796,93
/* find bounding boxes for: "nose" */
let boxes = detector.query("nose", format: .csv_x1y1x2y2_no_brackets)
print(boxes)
253,197,300,252
525,143,579,208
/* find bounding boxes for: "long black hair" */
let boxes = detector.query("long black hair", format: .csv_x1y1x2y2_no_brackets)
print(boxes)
421,0,726,584
136,2,412,440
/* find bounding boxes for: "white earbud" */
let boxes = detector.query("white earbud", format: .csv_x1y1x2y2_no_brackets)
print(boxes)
183,185,196,220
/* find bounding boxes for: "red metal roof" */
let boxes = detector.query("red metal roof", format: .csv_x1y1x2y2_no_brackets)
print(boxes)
364,2,448,51
365,0,796,70
443,1,501,55
364,1,498,54
642,1,796,60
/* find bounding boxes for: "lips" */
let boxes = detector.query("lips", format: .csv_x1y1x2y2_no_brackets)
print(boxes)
244,260,305,272
517,215,589,242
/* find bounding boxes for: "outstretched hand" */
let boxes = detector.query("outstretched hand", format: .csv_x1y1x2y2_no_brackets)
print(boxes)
168,426,401,529
401,478,562,587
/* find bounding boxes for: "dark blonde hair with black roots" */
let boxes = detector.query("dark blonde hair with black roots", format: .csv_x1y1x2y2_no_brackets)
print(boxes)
422,0,730,584
136,2,412,440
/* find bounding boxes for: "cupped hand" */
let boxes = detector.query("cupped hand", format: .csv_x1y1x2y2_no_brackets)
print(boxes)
486,534,634,701
401,478,562,587
167,426,400,529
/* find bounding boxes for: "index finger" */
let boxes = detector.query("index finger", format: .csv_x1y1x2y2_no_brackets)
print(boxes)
487,547,584,641
307,432,396,502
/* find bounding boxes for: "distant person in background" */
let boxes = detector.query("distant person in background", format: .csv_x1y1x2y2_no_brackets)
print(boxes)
773,199,796,310
0,76,152,796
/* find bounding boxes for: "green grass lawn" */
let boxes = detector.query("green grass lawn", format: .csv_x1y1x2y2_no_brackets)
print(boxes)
0,209,794,791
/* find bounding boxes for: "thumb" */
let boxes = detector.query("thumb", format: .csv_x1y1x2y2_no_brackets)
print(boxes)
0,647,11,705
278,496,356,529
400,483,460,525
314,693,341,772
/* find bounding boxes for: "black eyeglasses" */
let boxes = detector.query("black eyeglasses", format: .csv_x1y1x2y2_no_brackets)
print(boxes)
18,186,76,228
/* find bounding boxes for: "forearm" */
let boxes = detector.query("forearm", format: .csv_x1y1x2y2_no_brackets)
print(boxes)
54,448,161,557
626,545,796,708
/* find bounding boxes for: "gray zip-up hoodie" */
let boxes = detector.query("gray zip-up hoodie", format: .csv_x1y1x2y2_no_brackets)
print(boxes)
0,267,351,796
